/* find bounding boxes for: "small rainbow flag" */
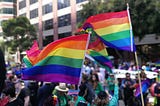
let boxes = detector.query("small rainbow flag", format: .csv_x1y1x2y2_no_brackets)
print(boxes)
134,80,150,97
22,34,89,84
86,28,112,70
82,10,136,52
26,40,41,65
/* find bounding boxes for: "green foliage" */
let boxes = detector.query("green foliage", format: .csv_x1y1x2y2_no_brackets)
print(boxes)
79,0,160,39
2,16,37,52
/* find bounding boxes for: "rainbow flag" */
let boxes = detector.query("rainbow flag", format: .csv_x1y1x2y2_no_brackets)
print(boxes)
134,80,150,97
86,28,112,70
82,10,136,52
26,40,41,65
22,56,32,68
22,34,89,84
88,36,112,69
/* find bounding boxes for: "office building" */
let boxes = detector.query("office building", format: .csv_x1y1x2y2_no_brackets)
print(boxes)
17,0,88,47
0,0,16,36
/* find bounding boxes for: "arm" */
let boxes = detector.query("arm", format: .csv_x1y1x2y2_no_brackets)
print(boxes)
108,80,119,106
24,96,30,106
23,87,30,106
121,79,126,88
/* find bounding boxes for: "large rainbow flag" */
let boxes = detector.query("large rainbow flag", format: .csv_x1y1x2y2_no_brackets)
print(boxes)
82,10,136,52
22,34,89,84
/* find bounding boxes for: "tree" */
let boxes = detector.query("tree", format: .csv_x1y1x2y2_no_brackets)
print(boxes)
79,0,160,39
2,16,37,52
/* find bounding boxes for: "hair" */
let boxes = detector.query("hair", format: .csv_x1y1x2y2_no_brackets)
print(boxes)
95,91,109,106
125,72,130,76
9,75,15,81
0,49,6,94
82,74,88,82
140,71,146,78
90,73,99,82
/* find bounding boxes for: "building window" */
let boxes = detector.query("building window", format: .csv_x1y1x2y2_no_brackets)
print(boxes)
58,32,71,39
19,0,26,9
19,13,26,17
0,8,15,14
58,14,71,27
76,0,87,3
42,2,52,15
77,11,83,23
30,0,37,5
43,19,53,30
43,35,53,46
58,0,70,10
30,9,38,19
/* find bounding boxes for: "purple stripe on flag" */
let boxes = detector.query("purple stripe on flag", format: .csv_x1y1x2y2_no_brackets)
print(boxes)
22,74,80,84
104,62,113,68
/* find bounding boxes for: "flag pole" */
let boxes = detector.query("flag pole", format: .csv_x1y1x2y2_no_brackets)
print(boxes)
127,3,144,106
78,33,91,85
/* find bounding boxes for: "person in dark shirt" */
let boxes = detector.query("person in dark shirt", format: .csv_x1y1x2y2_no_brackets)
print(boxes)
27,81,39,106
3,85,23,106
154,82,160,106
0,49,6,95
37,82,56,106
14,80,31,106
121,73,135,106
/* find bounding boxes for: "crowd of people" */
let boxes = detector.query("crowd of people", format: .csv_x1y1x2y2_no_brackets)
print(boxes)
0,48,160,106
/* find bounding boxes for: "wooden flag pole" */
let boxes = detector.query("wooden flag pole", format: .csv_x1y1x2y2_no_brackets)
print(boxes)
134,52,145,106
127,3,145,106
78,33,91,85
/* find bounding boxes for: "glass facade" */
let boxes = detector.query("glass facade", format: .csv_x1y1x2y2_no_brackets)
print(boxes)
58,14,71,27
43,35,53,46
58,32,71,39
30,8,38,19
76,0,87,3
19,13,26,17
43,19,53,30
0,8,15,14
19,0,26,9
58,0,70,10
30,0,38,5
0,0,16,2
42,2,52,15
